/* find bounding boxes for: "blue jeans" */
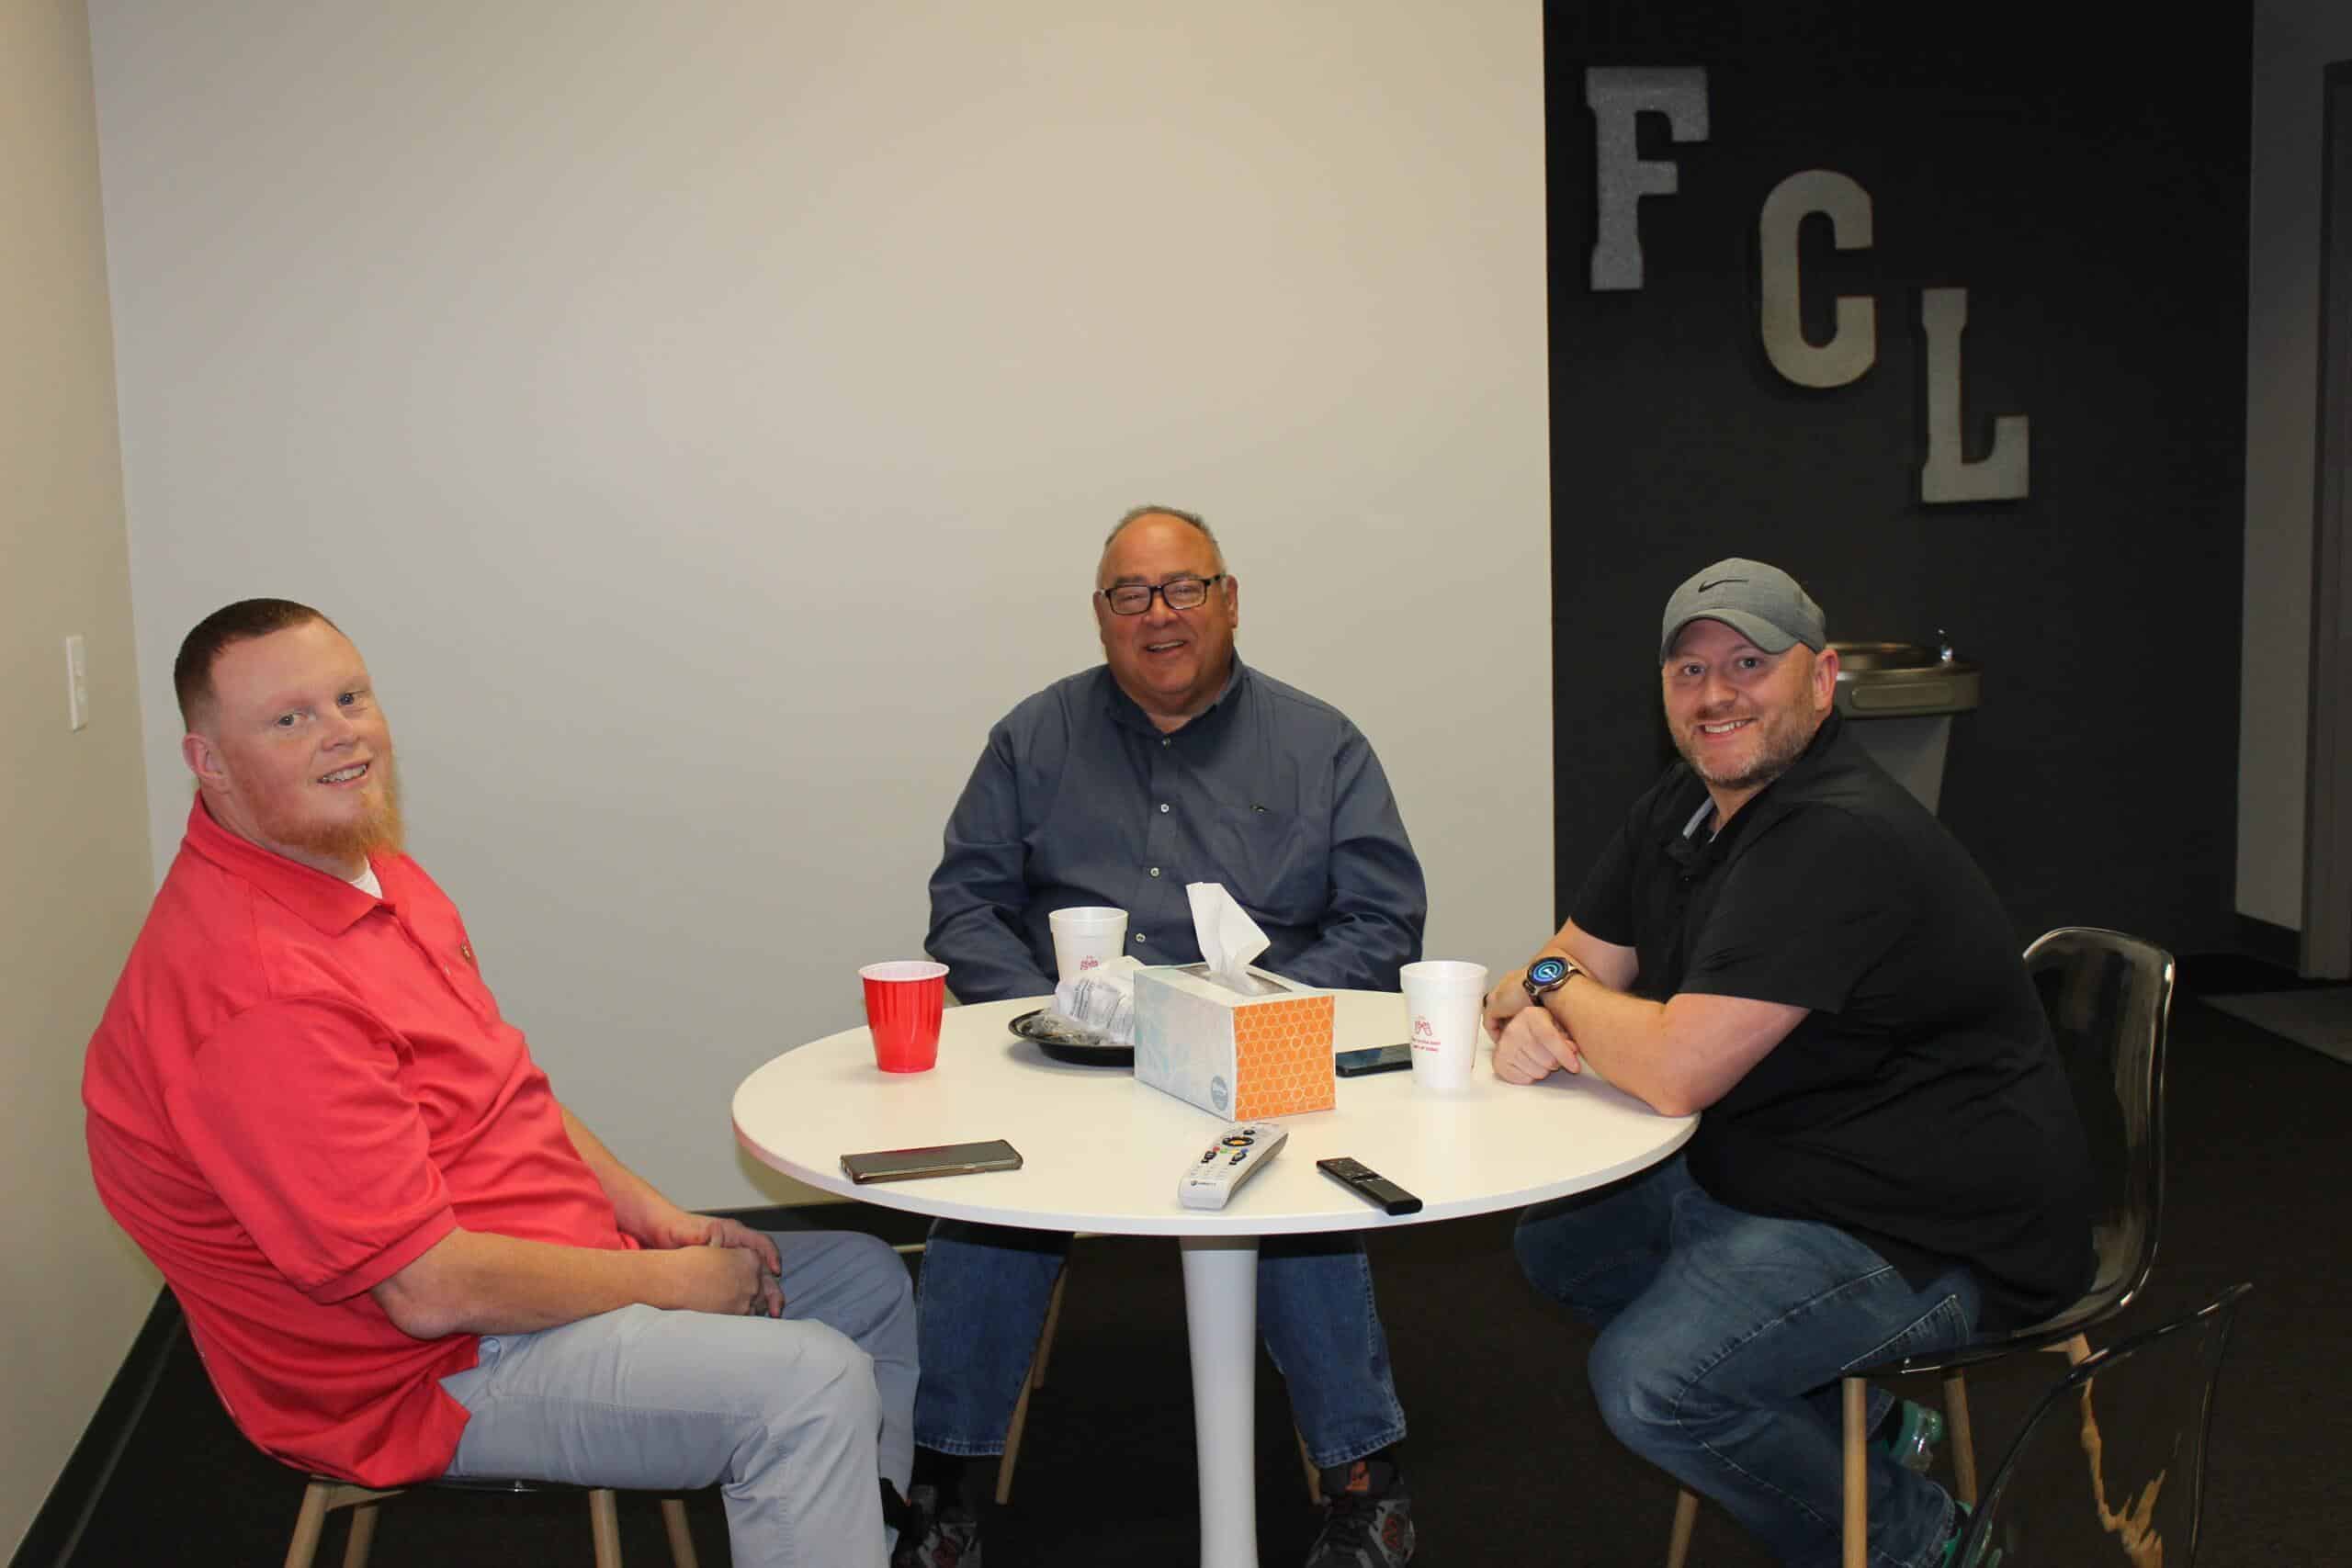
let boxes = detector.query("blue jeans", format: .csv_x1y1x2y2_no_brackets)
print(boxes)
1515,1157,1976,1568
914,1220,1406,1468
440,1230,916,1568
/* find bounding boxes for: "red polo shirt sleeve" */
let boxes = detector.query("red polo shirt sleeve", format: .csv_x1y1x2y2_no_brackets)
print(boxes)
171,994,458,1303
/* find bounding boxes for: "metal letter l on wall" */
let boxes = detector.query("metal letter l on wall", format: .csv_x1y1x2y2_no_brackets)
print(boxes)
1919,286,2030,502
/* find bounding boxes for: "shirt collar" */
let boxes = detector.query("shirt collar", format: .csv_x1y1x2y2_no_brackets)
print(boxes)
1667,710,1848,853
1785,709,1846,780
178,795,386,935
1102,656,1250,736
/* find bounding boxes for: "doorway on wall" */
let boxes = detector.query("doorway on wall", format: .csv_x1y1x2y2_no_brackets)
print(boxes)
2303,60,2352,978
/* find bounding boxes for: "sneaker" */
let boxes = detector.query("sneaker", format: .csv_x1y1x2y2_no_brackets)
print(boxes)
1887,1398,1946,1474
1304,1457,1414,1568
890,1483,983,1568
1938,1500,2000,1568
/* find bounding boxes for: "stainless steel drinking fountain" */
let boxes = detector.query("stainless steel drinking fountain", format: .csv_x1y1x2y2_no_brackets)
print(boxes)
1828,634,1981,814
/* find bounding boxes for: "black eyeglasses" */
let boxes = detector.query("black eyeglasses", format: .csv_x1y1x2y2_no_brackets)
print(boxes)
1098,574,1226,616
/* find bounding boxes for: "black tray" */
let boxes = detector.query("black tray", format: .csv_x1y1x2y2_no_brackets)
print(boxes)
1008,1008,1134,1067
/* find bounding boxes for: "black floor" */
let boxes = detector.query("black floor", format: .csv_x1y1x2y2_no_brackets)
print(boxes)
52,992,2351,1567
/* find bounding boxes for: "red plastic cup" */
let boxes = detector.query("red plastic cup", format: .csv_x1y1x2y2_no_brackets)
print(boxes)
861,961,948,1072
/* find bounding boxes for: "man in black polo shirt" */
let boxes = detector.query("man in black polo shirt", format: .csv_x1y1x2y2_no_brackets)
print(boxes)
1483,558,2090,1568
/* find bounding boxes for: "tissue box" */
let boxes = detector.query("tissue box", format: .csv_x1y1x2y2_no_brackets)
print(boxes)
1132,964,1336,1121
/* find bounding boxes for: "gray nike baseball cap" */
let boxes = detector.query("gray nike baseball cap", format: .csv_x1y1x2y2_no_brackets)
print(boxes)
1659,558,1826,661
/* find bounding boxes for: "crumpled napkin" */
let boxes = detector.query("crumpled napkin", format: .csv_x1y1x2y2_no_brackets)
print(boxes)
1052,954,1143,1043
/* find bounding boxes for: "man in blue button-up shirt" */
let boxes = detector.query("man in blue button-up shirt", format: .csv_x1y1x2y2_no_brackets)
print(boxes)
900,507,1427,1568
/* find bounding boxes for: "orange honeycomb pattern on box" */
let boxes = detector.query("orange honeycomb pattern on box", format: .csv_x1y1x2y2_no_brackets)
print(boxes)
1230,994,1336,1120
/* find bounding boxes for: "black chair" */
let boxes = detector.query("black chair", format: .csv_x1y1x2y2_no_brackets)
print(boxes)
1666,926,2175,1568
286,1472,698,1568
1957,1281,2252,1567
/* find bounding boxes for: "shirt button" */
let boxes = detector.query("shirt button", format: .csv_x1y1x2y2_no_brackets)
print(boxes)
1136,933,1148,943
1161,739,1170,747
1159,803,1170,813
1149,867,1161,877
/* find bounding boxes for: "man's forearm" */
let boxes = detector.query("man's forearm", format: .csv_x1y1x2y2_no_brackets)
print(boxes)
924,909,1054,1004
1545,978,1804,1118
1285,908,1419,993
1544,978,1680,1108
371,1227,709,1339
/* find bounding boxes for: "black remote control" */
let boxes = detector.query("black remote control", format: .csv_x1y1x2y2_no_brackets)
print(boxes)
1317,1156,1423,1215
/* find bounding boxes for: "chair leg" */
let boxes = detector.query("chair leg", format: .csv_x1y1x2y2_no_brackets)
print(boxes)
1666,1486,1700,1568
1298,1428,1322,1506
588,1487,623,1568
289,1481,401,1568
1841,1377,1868,1568
1032,1256,1072,1390
287,1482,334,1568
339,1500,380,1568
997,1257,1074,1505
998,1371,1035,1506
661,1496,698,1568
1940,1371,1979,1506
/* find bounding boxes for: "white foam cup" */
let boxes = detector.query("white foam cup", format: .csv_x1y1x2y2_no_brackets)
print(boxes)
1047,906,1128,985
1399,960,1490,1089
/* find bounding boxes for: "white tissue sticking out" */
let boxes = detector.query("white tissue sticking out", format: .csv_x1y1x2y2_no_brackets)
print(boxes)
1188,882,1270,995
1053,955,1142,1043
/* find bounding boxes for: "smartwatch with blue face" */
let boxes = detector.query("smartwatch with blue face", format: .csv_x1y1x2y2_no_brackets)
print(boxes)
1523,954,1578,1004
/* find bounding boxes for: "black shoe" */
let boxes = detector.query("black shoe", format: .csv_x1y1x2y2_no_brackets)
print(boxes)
890,1483,983,1568
1305,1457,1414,1568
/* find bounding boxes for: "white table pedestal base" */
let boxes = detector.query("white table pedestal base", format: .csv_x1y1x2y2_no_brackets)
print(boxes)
1181,1234,1261,1568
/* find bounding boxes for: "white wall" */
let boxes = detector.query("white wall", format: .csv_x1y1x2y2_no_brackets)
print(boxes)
2242,3,2352,931
0,1,164,1552
92,2,1552,1206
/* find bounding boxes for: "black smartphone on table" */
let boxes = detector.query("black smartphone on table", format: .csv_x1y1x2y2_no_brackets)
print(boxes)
840,1139,1023,1183
1334,1043,1414,1077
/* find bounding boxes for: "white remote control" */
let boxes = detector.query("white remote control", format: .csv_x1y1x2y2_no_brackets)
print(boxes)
1180,1121,1287,1210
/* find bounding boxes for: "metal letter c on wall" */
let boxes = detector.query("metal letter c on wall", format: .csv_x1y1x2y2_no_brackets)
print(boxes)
1759,169,1876,389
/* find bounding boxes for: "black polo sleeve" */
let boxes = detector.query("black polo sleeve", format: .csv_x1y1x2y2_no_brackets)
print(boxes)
1568,805,1641,949
1677,805,1911,1012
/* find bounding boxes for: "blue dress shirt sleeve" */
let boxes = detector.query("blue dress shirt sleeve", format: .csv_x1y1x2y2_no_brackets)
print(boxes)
1264,718,1426,992
925,716,1062,1005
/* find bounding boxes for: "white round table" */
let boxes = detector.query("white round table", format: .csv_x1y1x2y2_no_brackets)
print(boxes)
733,990,1694,1568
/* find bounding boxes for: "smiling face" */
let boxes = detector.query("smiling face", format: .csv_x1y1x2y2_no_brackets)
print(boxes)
1662,617,1838,820
181,618,401,878
1093,511,1240,731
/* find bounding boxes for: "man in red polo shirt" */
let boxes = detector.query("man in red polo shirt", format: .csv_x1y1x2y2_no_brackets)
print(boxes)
85,599,915,1568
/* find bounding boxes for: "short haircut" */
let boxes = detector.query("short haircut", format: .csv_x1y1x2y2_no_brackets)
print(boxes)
1102,505,1224,570
175,598,339,729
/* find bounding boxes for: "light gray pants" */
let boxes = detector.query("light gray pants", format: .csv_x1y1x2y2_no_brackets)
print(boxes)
438,1230,916,1568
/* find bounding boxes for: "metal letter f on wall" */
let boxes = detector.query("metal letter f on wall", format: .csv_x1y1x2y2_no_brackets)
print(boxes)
1588,67,1709,291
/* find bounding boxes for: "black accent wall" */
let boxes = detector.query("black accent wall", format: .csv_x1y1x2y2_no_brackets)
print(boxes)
1545,5,2253,952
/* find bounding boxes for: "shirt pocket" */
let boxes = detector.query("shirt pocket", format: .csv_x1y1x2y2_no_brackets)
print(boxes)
1209,802,1326,928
